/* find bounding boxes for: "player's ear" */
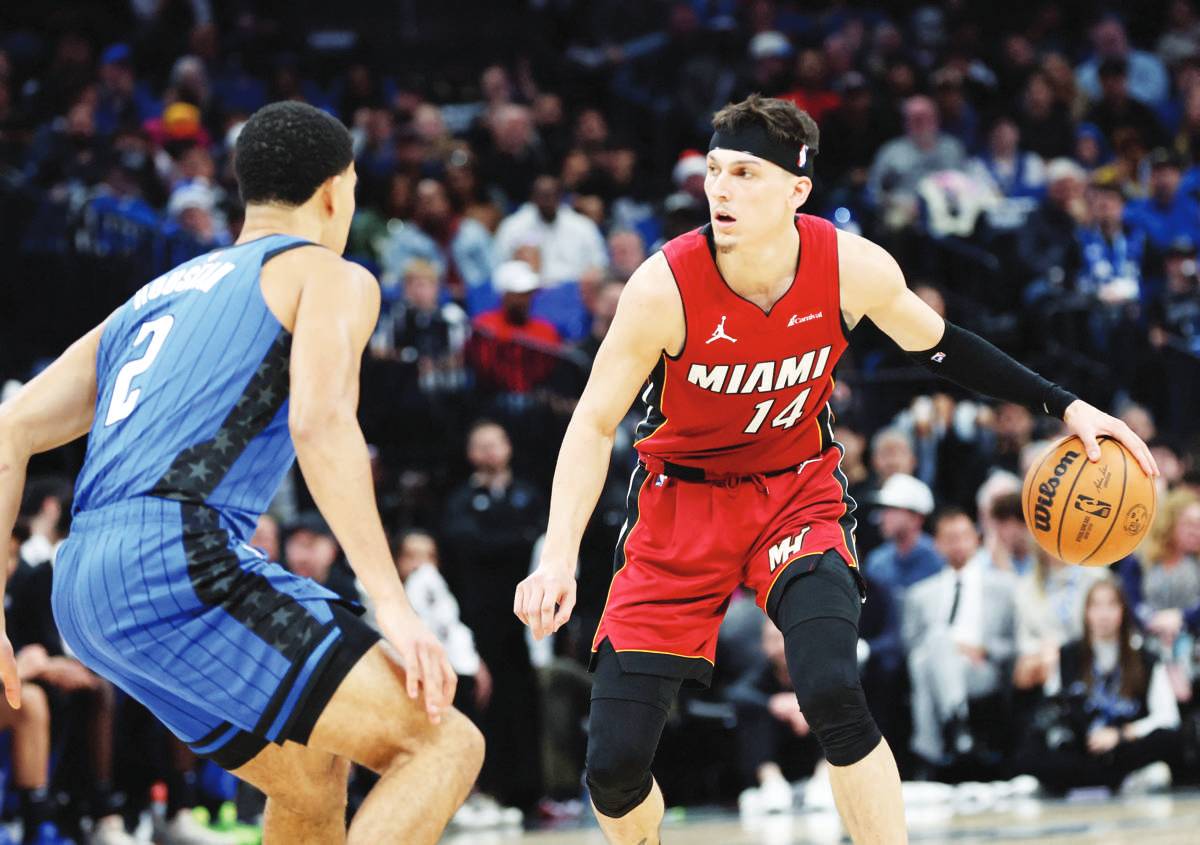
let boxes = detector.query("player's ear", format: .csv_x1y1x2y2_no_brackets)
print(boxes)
321,173,342,217
791,176,812,210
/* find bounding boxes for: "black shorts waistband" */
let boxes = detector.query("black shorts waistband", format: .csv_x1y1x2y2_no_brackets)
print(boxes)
638,456,807,483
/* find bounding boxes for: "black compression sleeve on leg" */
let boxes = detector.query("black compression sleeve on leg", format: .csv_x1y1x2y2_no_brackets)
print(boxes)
907,321,1078,419
585,641,682,818
586,697,669,817
782,616,882,766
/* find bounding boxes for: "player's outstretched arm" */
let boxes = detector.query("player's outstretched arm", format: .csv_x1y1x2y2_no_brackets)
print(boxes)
837,230,1157,477
515,252,682,640
288,254,453,722
0,319,107,708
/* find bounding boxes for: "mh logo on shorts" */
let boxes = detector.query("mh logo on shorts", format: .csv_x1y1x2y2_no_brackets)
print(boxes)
768,526,811,572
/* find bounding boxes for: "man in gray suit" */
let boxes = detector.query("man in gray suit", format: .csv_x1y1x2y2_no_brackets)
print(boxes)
904,508,1017,767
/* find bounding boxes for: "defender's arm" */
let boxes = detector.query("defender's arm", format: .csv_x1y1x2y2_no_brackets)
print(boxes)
0,319,106,707
288,253,454,720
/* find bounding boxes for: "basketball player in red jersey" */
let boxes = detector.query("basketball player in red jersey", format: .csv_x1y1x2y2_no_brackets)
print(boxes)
514,95,1157,844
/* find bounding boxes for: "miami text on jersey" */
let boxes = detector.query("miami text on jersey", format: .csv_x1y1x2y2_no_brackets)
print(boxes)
685,344,832,395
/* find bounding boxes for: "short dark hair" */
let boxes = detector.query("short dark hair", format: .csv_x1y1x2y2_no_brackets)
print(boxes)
932,506,974,535
389,528,436,559
990,491,1024,522
467,417,507,441
711,93,819,155
235,101,354,207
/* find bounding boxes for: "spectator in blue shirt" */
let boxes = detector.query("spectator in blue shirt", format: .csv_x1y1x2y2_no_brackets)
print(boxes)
864,473,944,597
94,44,159,137
1076,15,1170,108
966,112,1046,212
378,177,494,302
1076,178,1147,379
1125,148,1200,257
1077,179,1145,302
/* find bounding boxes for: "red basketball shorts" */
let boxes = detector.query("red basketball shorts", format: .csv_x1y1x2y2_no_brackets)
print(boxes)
591,446,861,685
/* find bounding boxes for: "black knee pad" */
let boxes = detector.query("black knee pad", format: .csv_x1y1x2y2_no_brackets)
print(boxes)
775,565,882,767
792,657,882,766
585,697,661,817
585,641,681,818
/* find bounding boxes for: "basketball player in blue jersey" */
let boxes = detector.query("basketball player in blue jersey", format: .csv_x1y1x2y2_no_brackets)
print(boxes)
0,102,483,844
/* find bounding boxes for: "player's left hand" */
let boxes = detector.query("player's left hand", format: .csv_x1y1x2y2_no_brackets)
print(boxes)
1063,399,1158,478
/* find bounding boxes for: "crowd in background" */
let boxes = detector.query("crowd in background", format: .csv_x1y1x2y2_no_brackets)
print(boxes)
4,0,1200,841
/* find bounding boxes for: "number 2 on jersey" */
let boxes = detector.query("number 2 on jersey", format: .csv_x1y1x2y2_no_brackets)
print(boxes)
744,387,811,435
104,315,175,426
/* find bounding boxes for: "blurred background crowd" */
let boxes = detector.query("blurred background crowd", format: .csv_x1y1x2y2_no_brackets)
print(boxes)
4,0,1200,842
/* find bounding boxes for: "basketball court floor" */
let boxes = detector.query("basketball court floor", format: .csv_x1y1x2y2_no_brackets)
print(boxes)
444,789,1200,844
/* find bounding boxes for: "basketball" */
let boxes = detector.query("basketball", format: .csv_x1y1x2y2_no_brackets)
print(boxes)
1022,435,1156,566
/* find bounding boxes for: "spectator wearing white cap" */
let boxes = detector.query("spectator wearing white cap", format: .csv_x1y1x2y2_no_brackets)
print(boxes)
863,473,943,598
469,260,562,394
492,174,608,287
671,150,708,204
736,31,794,97
165,180,228,247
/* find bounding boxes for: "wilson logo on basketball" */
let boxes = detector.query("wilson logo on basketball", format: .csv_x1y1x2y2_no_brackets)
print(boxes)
1033,450,1080,532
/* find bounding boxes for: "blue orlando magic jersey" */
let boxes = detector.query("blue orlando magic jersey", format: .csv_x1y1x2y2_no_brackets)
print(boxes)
73,235,312,542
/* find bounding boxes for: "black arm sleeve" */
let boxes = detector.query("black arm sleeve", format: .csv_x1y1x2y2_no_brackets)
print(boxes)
906,321,1078,419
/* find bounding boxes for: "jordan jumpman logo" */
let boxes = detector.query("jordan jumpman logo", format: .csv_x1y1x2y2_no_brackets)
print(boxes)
706,315,737,344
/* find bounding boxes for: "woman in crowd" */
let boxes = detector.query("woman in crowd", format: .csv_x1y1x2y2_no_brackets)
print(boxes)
1141,488,1200,617
1019,580,1180,794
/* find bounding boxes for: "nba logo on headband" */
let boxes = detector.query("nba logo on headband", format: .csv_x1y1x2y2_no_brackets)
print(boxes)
797,144,808,169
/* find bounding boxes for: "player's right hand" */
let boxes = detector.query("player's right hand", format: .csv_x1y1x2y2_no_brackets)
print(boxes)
514,565,576,641
0,632,21,710
375,601,456,725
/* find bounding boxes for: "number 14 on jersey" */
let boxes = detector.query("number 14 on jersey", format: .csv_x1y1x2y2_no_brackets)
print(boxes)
744,388,811,434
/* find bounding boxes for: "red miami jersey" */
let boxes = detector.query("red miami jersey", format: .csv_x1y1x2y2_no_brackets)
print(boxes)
636,214,848,476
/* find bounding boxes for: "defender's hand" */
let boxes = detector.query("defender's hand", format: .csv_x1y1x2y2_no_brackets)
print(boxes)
376,601,456,724
0,633,20,709
1063,400,1158,478
514,565,576,641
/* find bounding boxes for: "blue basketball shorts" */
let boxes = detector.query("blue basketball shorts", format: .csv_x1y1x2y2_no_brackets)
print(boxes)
53,497,379,770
